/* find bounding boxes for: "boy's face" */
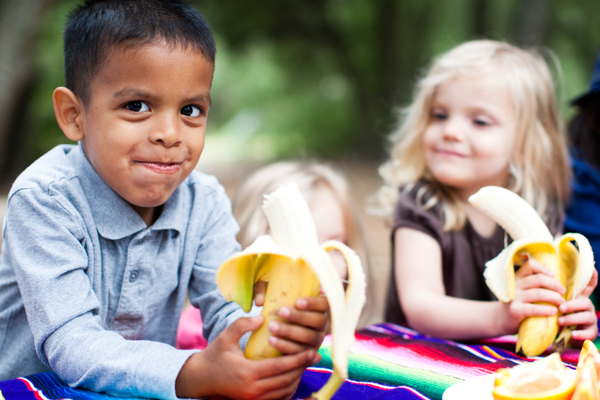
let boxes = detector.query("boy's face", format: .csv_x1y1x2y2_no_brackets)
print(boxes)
79,42,213,220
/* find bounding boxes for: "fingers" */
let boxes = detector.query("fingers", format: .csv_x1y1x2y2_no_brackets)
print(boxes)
559,309,597,328
254,281,268,307
296,296,329,313
279,304,329,332
515,268,567,296
252,349,316,380
515,287,565,308
267,321,326,356
580,269,599,298
224,315,264,344
511,302,559,319
515,258,555,278
559,297,596,326
252,366,306,400
571,323,599,342
560,296,594,315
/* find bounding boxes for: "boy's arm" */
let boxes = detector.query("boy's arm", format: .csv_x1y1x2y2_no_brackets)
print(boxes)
5,189,194,400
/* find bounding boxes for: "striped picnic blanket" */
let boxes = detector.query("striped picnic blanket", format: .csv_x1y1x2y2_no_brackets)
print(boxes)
0,322,594,400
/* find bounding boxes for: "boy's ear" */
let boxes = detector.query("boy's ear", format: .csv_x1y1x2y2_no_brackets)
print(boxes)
53,87,85,142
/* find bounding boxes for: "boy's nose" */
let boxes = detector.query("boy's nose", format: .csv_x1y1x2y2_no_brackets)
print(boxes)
150,114,181,147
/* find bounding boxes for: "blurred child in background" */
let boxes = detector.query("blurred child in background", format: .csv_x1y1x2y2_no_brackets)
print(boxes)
375,40,598,342
177,160,374,349
564,47,600,303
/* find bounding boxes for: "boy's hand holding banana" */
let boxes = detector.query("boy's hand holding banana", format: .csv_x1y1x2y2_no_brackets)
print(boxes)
216,182,367,400
469,186,596,357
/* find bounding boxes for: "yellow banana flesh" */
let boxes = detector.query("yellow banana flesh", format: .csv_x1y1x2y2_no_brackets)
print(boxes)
516,251,565,357
245,256,321,359
469,186,595,357
216,182,367,400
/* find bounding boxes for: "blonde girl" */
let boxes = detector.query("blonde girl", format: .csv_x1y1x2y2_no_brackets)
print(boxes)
377,40,597,341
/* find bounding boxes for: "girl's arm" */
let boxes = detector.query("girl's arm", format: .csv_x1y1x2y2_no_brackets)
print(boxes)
394,227,566,340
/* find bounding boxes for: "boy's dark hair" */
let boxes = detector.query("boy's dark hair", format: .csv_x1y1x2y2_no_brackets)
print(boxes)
64,0,216,104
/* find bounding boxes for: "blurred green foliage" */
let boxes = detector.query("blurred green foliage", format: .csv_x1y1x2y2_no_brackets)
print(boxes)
13,0,600,172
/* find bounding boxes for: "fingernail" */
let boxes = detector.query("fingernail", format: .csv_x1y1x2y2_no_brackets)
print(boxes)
313,353,322,364
251,315,263,323
268,321,279,333
279,307,291,318
296,298,308,309
255,294,264,304
558,317,564,324
268,336,277,346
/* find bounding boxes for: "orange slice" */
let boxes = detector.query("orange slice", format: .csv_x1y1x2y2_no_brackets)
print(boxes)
492,354,575,400
572,356,600,400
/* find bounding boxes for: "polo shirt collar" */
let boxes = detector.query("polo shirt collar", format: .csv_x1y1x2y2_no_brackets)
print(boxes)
72,145,186,240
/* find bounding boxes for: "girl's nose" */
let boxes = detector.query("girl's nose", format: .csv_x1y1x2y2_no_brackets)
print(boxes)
150,114,181,147
441,117,465,141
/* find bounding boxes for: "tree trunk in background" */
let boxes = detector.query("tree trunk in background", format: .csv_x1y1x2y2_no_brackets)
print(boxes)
0,0,55,183
515,0,548,47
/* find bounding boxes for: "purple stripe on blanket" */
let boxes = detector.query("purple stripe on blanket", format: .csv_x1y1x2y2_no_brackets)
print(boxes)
295,368,431,400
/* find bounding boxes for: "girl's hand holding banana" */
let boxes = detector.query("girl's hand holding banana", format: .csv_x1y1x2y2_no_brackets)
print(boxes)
499,257,567,334
558,268,598,343
469,186,597,357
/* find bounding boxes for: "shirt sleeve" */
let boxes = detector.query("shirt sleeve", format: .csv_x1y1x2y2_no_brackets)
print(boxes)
186,183,259,347
4,188,195,400
392,183,445,244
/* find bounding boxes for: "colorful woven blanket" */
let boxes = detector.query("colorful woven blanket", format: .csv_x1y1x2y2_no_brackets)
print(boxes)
1,322,595,400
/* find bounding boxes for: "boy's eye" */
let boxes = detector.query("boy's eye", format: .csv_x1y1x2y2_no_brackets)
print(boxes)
181,105,202,117
125,101,150,113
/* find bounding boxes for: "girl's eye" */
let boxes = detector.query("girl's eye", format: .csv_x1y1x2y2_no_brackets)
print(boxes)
474,118,491,127
433,112,447,121
181,105,202,117
125,101,150,113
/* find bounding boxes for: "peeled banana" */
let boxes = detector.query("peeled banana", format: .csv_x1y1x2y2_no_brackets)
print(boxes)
216,182,367,400
468,186,595,357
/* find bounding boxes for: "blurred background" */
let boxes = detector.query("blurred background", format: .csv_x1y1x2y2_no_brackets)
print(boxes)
1,0,599,324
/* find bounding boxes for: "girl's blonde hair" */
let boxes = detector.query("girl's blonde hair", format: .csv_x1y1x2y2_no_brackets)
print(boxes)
376,40,570,231
232,160,374,327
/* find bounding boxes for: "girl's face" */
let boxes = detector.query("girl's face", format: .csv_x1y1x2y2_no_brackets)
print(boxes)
309,183,347,279
422,72,518,200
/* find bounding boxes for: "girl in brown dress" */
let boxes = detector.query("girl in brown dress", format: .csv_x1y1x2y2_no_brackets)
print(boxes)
375,40,598,343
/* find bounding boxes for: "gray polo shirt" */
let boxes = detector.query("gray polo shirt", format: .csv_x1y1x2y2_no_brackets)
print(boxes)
0,144,248,399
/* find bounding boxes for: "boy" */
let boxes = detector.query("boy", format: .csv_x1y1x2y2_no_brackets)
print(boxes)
0,1,328,399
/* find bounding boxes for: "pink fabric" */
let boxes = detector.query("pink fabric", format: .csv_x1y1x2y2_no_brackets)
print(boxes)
176,306,207,350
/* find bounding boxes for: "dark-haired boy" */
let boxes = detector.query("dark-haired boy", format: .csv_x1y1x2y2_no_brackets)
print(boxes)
0,1,328,399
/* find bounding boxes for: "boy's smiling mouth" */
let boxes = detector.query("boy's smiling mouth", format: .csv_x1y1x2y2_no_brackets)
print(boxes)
138,161,182,174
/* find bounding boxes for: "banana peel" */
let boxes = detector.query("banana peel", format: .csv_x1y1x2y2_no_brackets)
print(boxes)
216,182,367,400
468,186,595,357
